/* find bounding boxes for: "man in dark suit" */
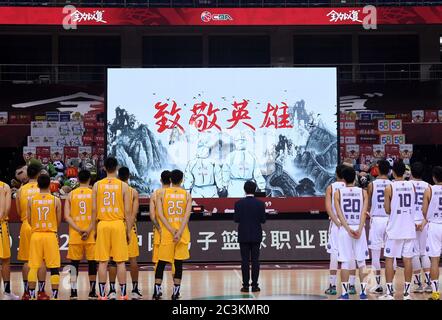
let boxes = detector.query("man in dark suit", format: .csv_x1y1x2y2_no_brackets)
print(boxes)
234,180,266,293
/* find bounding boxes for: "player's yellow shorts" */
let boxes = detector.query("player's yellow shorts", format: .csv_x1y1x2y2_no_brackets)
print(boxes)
67,243,96,261
128,227,139,258
152,229,160,263
158,242,190,263
95,220,128,262
17,220,32,261
0,221,10,259
29,232,60,269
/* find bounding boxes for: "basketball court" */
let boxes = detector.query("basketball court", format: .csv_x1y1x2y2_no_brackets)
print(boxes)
3,263,439,300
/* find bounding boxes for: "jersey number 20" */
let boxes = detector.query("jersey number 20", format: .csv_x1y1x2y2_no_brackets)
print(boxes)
343,199,361,213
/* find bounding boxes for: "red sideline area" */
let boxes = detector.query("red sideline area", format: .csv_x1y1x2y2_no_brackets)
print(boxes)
0,6,442,26
8,196,326,222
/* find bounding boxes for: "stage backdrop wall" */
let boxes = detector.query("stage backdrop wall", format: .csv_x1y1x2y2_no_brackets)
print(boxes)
6,220,330,264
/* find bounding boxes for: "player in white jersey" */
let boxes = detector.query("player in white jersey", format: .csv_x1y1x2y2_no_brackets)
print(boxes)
324,164,347,295
367,160,392,294
379,161,416,300
409,162,432,293
335,166,369,300
422,166,442,300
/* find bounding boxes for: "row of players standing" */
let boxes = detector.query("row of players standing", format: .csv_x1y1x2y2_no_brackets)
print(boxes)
0,156,191,300
324,160,442,300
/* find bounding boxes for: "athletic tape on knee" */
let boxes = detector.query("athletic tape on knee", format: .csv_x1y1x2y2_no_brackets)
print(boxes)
421,255,431,269
348,259,356,270
412,255,421,271
28,268,38,282
174,260,183,280
357,260,367,271
330,253,338,270
371,249,381,271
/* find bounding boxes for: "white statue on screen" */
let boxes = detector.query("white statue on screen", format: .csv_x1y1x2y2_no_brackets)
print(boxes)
183,140,223,198
222,132,266,197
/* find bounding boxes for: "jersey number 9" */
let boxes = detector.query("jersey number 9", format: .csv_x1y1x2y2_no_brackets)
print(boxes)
79,201,87,215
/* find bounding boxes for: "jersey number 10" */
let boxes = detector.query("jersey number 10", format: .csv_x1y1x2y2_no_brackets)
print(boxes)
398,193,412,208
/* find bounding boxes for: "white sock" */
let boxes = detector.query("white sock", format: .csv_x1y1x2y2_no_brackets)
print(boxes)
404,282,411,295
329,275,337,287
349,275,356,286
386,282,394,295
360,282,367,295
431,280,439,293
341,282,349,295
375,275,381,286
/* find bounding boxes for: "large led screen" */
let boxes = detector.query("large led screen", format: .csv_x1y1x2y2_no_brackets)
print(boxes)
107,68,337,199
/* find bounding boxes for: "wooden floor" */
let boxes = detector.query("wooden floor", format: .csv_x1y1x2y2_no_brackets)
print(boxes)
2,264,440,300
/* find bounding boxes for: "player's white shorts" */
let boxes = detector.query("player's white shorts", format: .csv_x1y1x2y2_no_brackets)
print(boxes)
426,222,442,258
414,221,428,257
368,216,388,250
384,238,415,258
326,222,339,254
337,225,369,262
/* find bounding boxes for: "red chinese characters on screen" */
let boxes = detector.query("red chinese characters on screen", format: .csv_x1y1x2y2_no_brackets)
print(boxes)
226,99,255,131
153,99,295,133
154,100,184,133
260,102,293,129
189,102,221,132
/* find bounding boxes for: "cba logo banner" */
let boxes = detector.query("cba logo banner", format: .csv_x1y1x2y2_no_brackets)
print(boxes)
201,11,233,23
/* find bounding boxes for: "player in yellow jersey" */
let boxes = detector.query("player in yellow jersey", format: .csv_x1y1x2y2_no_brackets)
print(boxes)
92,157,132,300
108,167,142,300
153,169,192,300
16,163,47,300
150,171,171,272
26,174,62,300
0,180,19,299
64,170,98,300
